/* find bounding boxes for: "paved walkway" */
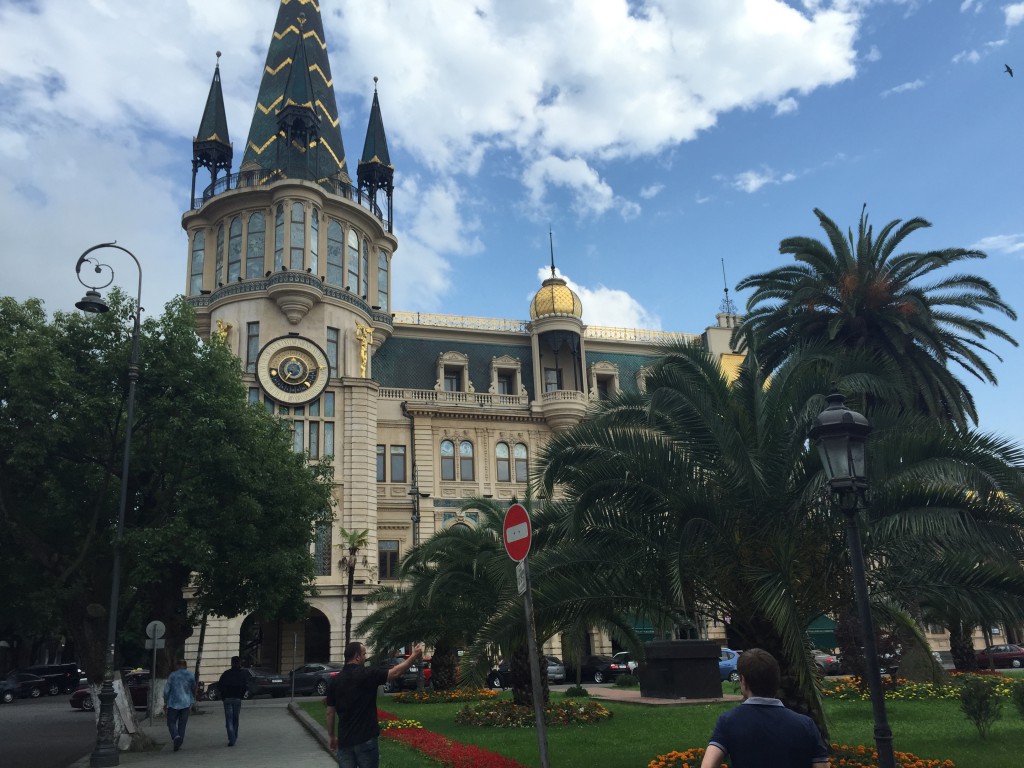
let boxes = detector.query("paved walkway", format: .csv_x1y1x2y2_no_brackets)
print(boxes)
589,686,741,706
67,698,333,768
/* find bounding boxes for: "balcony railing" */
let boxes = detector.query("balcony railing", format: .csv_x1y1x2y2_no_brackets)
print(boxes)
378,388,530,408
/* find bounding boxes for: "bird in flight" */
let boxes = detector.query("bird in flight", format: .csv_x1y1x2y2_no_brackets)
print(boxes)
1005,64,1014,77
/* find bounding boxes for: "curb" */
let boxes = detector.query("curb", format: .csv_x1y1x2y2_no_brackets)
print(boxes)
288,700,333,756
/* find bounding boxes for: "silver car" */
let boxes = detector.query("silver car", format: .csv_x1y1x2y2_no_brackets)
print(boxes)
546,656,566,682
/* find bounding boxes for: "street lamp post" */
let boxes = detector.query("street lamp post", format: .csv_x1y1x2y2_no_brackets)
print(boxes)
809,392,895,768
75,242,143,768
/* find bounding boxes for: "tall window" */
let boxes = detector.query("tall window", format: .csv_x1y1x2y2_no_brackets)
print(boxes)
514,443,528,483
227,216,242,282
215,223,225,285
444,369,460,392
327,220,344,286
440,439,455,481
459,441,474,482
360,241,369,298
496,442,510,482
377,250,389,310
326,327,339,374
290,202,305,270
346,230,360,292
246,212,265,278
292,420,304,453
378,540,400,580
544,368,562,392
309,207,319,275
324,421,334,456
497,374,514,395
376,445,386,482
274,204,284,270
390,445,406,483
314,522,332,576
189,231,205,294
246,322,259,373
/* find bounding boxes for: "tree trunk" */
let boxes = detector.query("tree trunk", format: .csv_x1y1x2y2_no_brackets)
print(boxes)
345,559,356,647
949,620,978,672
430,641,459,691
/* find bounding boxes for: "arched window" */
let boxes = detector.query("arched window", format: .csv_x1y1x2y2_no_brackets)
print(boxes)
346,229,359,292
459,440,474,482
309,207,319,275
327,219,343,286
361,240,369,298
246,212,265,278
215,223,224,285
274,204,284,271
514,443,528,483
189,231,205,294
290,202,305,270
496,442,510,482
227,215,242,282
377,250,389,310
440,439,456,481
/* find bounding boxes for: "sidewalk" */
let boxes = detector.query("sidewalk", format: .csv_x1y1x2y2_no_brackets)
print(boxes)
588,686,741,706
68,698,333,768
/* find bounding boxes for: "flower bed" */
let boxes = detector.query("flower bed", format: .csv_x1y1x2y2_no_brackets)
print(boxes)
645,745,954,768
454,697,612,727
391,687,497,704
378,707,527,768
821,673,1016,702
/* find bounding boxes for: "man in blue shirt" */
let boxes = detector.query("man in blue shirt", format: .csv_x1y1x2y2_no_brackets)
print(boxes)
162,659,197,752
701,648,829,768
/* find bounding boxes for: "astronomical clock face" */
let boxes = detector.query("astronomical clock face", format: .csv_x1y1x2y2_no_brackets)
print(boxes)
256,336,330,404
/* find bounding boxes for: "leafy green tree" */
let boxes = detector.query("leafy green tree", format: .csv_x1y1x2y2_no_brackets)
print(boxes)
0,294,332,703
734,206,1017,426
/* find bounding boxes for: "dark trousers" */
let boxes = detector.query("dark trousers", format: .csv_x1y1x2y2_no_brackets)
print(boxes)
223,698,241,744
166,706,190,742
336,736,380,768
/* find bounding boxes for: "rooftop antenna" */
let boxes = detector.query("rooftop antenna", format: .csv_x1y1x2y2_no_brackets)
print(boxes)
719,258,737,314
548,226,556,278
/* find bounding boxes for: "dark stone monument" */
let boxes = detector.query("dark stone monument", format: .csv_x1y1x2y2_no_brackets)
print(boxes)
638,640,722,699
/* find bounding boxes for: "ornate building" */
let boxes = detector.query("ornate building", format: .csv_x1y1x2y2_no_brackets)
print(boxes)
182,0,744,673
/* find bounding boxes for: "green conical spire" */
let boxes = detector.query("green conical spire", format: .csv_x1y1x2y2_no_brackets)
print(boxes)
196,53,231,146
359,78,391,168
357,77,394,233
242,0,347,179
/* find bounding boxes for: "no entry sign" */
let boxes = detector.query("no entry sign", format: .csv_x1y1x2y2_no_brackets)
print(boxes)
503,503,532,562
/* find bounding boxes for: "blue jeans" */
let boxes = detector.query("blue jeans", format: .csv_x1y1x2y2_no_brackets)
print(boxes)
166,706,190,742
222,698,241,744
337,736,380,768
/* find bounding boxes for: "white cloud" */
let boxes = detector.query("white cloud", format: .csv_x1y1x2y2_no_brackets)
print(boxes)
881,79,925,97
960,0,981,12
1006,3,1024,26
731,168,796,193
953,49,981,64
971,233,1024,254
774,97,799,115
534,268,661,329
522,156,640,219
864,45,882,62
639,184,665,199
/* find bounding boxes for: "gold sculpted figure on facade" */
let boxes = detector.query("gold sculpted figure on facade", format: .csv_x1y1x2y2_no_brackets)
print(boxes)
212,319,233,343
355,323,374,377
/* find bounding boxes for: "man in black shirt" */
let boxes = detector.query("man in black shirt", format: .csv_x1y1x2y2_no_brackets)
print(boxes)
325,641,422,768
217,656,248,747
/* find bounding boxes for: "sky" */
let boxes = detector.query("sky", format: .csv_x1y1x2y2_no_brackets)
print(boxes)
1,0,1023,437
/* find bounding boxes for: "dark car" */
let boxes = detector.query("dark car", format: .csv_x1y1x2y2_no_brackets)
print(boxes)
398,658,432,691
25,663,83,695
70,671,151,711
288,662,346,696
564,655,631,684
487,656,566,689
812,649,840,675
2,671,48,702
206,667,289,700
976,644,1024,669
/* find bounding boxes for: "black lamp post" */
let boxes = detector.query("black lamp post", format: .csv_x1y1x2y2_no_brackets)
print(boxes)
809,392,895,768
75,242,143,768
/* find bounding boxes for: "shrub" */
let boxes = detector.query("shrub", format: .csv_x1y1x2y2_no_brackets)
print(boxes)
564,683,589,697
958,674,1002,738
646,745,955,768
391,687,496,704
1010,678,1024,719
454,697,612,727
613,673,639,688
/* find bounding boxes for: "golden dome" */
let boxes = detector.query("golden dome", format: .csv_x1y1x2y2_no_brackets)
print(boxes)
530,276,583,320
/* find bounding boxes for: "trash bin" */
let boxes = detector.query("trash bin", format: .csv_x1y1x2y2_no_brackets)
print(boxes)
638,640,721,699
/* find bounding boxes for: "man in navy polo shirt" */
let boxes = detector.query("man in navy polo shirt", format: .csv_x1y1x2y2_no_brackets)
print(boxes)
701,648,829,768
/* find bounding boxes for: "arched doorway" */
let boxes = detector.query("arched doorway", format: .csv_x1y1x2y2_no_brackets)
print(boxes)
238,608,332,671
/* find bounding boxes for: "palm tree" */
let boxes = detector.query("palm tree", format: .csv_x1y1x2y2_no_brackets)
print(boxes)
339,527,369,647
734,206,1017,426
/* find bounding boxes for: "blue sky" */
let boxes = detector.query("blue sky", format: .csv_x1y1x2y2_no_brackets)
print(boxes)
2,0,1022,437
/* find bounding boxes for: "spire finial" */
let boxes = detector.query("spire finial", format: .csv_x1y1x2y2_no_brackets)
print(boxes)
548,226,556,277
373,75,379,92
297,11,306,28
719,258,737,314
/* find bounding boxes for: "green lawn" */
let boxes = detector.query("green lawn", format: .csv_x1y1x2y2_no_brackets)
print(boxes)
303,685,1024,768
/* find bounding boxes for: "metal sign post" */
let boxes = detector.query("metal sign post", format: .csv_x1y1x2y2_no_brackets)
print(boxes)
145,621,166,725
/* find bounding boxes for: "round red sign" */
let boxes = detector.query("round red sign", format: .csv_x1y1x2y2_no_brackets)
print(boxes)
502,503,532,562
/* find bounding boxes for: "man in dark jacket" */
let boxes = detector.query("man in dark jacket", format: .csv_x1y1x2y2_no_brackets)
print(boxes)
325,642,422,768
217,656,248,746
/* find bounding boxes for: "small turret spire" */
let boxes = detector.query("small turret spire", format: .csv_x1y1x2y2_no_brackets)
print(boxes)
549,227,557,278
191,51,233,206
357,76,395,233
719,258,738,314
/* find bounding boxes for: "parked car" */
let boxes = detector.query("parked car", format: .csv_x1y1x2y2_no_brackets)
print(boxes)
564,655,631,684
975,644,1024,669
25,663,83,695
719,648,740,683
811,649,840,675
546,656,566,683
1,671,48,702
612,652,638,673
206,667,289,700
487,656,564,689
70,671,151,711
288,662,346,696
398,658,432,691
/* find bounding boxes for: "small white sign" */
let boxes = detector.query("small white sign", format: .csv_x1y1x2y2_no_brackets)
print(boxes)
516,560,527,595
146,620,166,639
144,639,165,649
506,522,529,544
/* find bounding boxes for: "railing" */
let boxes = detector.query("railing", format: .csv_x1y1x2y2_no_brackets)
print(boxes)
540,390,588,404
378,388,530,408
391,312,529,334
584,325,698,344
